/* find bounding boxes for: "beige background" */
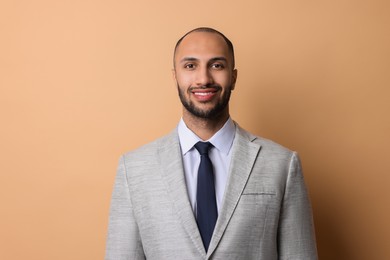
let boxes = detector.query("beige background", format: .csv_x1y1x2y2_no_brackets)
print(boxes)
1,0,389,259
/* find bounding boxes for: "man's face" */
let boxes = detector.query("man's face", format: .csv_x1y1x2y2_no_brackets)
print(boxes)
173,32,237,119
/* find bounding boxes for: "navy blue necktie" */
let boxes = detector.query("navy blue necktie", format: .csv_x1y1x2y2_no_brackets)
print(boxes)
194,141,218,252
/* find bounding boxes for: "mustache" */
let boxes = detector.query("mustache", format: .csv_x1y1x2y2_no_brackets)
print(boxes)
189,85,222,91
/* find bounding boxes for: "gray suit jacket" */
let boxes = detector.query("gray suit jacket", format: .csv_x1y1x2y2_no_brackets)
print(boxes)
106,124,317,260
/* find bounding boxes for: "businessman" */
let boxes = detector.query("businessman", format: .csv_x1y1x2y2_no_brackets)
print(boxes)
106,27,318,260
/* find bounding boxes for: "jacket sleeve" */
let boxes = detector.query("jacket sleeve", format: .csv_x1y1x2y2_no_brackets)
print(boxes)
277,152,318,260
105,155,145,260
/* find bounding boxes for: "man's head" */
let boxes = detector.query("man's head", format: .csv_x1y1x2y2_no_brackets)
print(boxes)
173,27,237,120
174,27,235,69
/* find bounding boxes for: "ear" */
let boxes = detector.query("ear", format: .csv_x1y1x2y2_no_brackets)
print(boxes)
231,69,238,90
172,68,177,81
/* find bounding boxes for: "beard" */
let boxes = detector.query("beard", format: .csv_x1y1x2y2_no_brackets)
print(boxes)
177,84,232,119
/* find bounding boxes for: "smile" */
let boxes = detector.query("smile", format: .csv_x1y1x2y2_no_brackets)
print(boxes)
194,92,215,96
191,89,218,102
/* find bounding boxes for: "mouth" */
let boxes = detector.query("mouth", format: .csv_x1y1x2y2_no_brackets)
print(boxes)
190,86,220,102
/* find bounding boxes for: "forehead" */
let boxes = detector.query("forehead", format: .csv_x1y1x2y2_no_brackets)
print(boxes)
175,32,230,61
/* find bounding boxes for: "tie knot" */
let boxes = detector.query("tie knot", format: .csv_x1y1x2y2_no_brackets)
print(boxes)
194,141,212,155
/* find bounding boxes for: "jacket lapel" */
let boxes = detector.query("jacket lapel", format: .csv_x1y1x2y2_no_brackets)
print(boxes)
207,125,262,257
159,130,207,258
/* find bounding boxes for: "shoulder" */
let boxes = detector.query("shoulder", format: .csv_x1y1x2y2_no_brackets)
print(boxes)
235,123,296,159
121,129,179,165
234,123,302,186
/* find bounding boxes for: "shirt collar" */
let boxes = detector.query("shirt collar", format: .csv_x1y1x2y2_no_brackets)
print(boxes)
178,117,236,156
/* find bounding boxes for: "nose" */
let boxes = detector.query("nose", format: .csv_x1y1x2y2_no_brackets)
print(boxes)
195,67,213,87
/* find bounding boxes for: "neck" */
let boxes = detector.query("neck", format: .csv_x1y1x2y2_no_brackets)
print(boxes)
182,109,230,141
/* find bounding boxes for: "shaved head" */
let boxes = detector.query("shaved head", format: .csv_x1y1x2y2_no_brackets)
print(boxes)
174,27,235,69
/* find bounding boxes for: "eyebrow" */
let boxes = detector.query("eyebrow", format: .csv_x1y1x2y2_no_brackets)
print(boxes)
179,57,198,63
179,56,228,64
209,57,228,63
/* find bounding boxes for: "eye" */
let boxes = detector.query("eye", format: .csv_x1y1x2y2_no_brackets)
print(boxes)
211,63,225,70
184,63,195,69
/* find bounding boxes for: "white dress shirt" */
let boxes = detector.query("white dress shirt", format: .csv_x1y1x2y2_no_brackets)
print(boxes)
177,117,236,215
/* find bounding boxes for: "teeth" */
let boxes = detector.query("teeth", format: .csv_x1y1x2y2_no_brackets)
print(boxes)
194,92,212,96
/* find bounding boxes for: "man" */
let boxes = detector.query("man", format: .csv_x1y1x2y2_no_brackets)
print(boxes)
106,27,317,260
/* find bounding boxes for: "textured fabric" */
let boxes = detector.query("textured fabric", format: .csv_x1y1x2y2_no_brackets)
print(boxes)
105,123,318,260
194,141,218,252
178,118,235,214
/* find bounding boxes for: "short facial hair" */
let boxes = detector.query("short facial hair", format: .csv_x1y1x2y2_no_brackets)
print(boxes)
177,84,232,119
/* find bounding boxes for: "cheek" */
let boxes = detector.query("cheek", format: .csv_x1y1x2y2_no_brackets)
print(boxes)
215,74,232,87
175,73,192,86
